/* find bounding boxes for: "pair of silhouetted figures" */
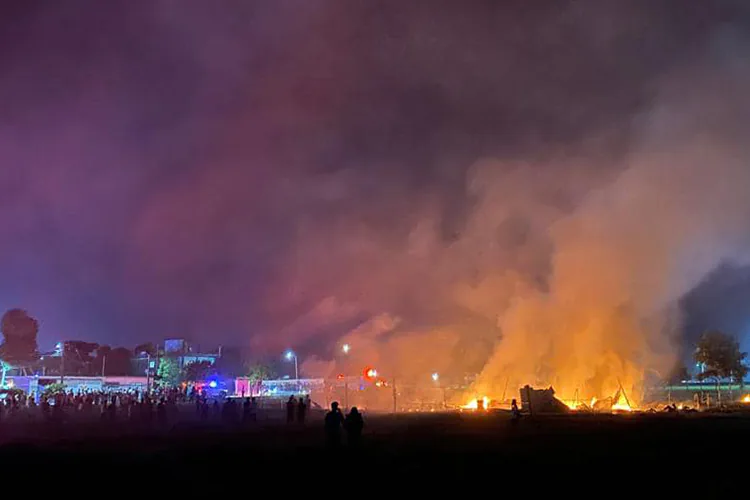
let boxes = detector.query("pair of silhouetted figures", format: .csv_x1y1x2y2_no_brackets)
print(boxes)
286,395,310,424
325,401,363,448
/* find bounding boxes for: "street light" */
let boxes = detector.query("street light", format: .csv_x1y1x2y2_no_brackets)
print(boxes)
285,350,299,392
432,372,446,409
342,343,350,354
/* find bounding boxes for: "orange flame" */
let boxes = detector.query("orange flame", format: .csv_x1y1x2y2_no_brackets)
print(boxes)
462,396,490,410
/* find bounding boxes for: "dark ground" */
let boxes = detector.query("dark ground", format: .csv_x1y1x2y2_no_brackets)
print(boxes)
2,411,748,487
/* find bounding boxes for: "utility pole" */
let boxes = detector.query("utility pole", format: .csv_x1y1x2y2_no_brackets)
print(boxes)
101,355,106,377
145,353,151,394
392,378,397,414
60,344,65,387
344,378,349,411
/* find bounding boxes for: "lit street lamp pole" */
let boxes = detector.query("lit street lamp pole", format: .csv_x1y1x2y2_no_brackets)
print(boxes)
56,342,65,386
341,344,350,410
432,372,445,409
285,350,299,393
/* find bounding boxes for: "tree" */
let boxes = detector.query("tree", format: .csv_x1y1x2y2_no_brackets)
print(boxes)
182,360,214,382
156,357,181,387
666,360,690,385
695,330,748,385
64,341,99,375
105,347,134,376
134,343,157,357
42,382,66,396
244,361,276,382
0,309,39,385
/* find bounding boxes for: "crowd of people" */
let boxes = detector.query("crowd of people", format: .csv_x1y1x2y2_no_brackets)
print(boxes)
0,388,190,425
1,388,364,439
0,387,367,449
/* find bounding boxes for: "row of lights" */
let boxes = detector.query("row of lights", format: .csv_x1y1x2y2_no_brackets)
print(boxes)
283,344,440,382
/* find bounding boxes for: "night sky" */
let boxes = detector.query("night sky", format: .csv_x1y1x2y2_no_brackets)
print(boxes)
1,1,750,357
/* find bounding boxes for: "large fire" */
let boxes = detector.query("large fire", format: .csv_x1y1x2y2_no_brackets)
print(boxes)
561,397,599,411
610,391,633,412
539,393,633,413
462,396,490,410
742,395,750,404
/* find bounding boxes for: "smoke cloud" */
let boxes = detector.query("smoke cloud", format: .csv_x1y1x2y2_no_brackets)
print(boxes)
1,1,750,397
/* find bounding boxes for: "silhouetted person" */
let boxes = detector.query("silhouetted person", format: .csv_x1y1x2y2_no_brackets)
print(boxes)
345,407,364,447
212,400,220,419
297,396,307,424
511,398,521,421
324,401,344,448
304,394,311,410
287,396,297,424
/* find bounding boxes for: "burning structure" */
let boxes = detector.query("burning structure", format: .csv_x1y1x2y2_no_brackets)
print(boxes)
520,386,570,414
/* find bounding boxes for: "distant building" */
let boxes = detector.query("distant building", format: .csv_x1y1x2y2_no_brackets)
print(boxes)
163,338,221,369
8,375,148,398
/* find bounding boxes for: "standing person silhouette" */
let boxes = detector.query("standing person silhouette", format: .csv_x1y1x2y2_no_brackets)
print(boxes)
297,395,307,424
345,407,364,447
324,401,344,448
286,395,297,423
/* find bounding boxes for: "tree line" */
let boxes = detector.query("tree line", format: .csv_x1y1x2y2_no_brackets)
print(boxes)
0,308,278,385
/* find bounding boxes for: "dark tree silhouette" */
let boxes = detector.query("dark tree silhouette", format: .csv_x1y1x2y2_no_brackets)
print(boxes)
244,361,276,382
666,360,690,385
0,309,39,383
106,347,134,376
183,360,214,382
134,342,157,357
695,330,748,385
64,341,99,375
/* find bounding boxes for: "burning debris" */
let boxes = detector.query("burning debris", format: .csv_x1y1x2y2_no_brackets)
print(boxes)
461,396,490,411
515,385,634,414
520,385,570,414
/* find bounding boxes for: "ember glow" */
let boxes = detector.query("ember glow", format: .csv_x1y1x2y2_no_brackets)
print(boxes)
743,395,750,404
610,393,633,412
561,395,631,413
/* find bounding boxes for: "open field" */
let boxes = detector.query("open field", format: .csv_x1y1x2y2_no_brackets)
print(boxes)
2,409,750,485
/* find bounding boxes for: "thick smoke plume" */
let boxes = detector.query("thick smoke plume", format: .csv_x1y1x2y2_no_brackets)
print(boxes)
299,45,750,402
2,1,750,383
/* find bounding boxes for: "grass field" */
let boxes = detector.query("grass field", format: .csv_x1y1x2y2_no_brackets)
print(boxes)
1,409,748,486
